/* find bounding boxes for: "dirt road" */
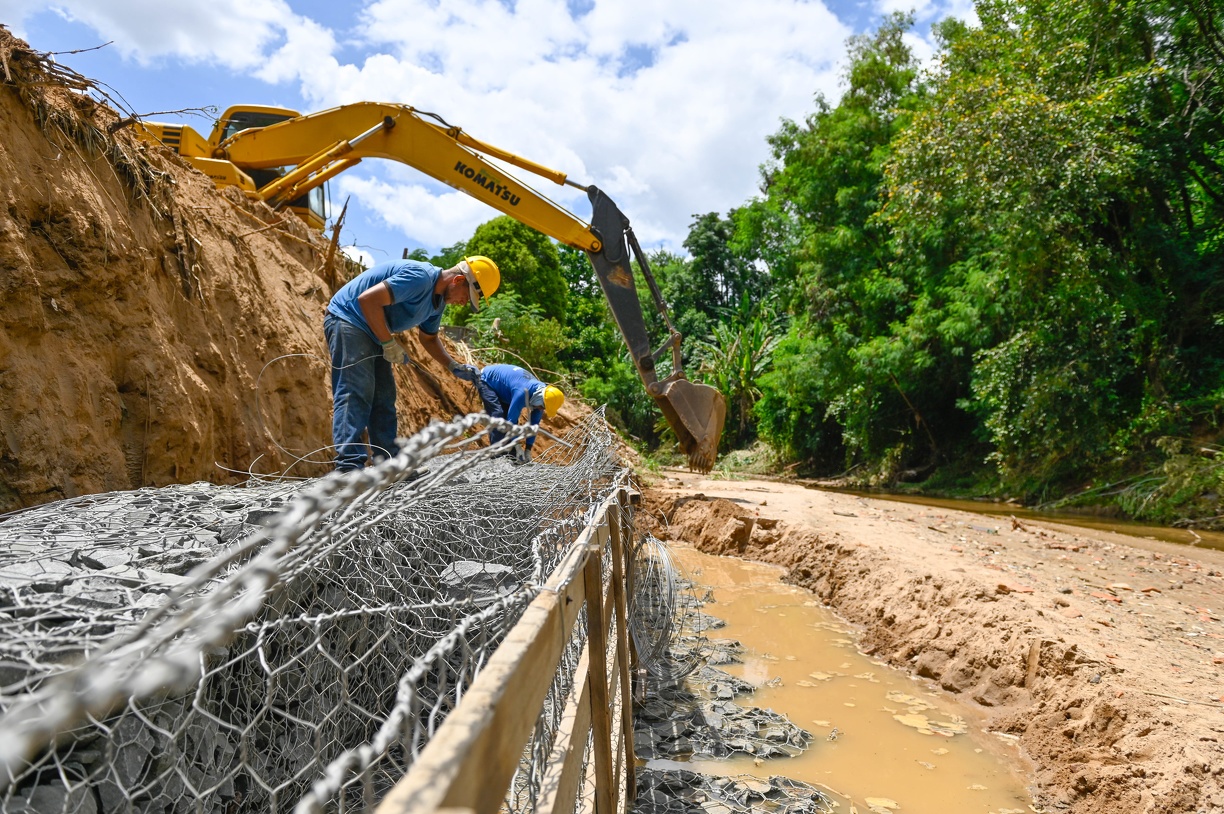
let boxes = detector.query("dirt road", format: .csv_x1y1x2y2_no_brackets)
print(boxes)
641,469,1224,814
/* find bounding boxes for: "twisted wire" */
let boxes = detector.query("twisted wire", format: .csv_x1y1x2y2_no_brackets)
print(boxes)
0,410,625,814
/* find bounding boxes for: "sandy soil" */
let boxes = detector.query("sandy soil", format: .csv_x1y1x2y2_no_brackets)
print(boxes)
641,468,1224,814
0,29,592,511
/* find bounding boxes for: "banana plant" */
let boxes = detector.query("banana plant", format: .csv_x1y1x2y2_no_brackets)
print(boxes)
696,295,786,447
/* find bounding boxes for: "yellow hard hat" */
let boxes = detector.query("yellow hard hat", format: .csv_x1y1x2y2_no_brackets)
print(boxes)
543,385,565,419
462,255,500,311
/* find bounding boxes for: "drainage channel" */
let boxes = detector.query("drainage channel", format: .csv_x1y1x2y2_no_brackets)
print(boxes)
662,546,1036,814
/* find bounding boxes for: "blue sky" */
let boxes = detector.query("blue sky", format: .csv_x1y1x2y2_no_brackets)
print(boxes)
2,0,972,266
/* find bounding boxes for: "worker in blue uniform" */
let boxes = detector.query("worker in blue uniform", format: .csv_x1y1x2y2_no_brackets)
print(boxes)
325,255,500,471
476,364,565,463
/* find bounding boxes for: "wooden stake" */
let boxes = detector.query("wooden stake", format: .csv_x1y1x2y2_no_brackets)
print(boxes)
607,491,637,805
583,535,615,814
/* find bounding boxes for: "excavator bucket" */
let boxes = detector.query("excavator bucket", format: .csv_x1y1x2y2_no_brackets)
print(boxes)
655,379,726,473
585,187,727,472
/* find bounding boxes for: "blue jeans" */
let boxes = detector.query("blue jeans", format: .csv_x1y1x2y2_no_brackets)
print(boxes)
324,314,398,471
477,378,509,445
477,380,536,450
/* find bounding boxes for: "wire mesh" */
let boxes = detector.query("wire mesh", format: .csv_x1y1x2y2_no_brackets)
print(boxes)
0,410,625,814
627,536,705,683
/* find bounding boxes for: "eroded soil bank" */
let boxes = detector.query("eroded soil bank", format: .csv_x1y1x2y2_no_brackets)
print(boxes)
641,469,1224,814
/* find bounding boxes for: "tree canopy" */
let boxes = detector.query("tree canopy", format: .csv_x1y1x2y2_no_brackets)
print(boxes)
426,0,1223,524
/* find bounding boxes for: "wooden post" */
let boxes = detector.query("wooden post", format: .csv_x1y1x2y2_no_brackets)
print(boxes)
606,490,637,807
374,488,632,814
376,534,591,814
536,645,594,814
583,535,615,814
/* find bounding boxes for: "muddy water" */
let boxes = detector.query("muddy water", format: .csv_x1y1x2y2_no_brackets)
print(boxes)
672,546,1034,814
821,488,1224,551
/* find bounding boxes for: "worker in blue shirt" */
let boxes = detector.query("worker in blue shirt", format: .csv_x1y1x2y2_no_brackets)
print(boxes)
476,364,565,463
324,256,500,471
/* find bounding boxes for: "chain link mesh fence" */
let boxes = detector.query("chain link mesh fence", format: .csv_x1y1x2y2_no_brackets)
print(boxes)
0,411,626,814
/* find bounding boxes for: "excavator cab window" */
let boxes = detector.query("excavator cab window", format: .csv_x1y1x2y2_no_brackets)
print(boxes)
247,168,328,225
219,110,295,143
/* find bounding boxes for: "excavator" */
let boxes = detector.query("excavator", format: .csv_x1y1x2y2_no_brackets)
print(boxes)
135,103,726,471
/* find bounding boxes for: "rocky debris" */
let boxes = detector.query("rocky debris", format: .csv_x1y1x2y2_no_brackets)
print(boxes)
691,665,754,701
439,561,519,604
703,638,744,666
0,482,294,692
635,700,812,760
0,410,623,814
684,612,727,634
633,593,812,765
639,662,755,722
635,769,833,814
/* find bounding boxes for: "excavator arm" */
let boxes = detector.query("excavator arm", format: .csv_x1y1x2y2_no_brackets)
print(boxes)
216,102,726,470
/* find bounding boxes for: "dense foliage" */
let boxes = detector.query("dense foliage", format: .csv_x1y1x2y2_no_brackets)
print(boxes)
428,0,1223,523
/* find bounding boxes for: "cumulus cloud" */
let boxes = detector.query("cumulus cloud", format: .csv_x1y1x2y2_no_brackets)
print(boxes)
294,0,853,248
336,171,501,249
7,0,334,70
6,0,980,250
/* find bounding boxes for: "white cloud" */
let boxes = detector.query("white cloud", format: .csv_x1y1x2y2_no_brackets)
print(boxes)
11,0,334,71
341,244,375,269
9,0,883,250
291,0,852,249
0,0,49,38
336,171,500,248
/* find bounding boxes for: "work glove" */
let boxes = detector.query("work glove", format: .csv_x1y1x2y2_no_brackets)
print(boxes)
512,443,532,465
450,362,479,383
381,338,410,365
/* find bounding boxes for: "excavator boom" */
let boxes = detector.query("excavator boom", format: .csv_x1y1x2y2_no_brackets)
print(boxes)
145,102,726,469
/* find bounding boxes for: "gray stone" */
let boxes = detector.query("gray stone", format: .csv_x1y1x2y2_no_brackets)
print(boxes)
10,782,98,814
81,549,136,571
245,508,281,525
438,561,519,604
0,559,74,591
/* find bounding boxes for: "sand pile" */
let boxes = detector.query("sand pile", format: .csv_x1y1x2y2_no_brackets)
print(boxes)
0,28,494,511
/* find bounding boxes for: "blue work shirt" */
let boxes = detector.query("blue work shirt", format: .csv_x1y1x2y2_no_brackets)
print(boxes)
327,260,445,343
481,363,545,430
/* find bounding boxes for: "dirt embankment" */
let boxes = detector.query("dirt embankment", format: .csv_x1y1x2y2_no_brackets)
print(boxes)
642,471,1224,814
0,30,570,511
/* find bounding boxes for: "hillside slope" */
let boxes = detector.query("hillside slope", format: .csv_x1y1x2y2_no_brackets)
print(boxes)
0,30,488,511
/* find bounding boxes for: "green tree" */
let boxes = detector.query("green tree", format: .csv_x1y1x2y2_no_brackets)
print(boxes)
466,289,570,373
464,216,568,322
695,296,785,447
754,13,930,473
881,0,1224,492
556,245,623,380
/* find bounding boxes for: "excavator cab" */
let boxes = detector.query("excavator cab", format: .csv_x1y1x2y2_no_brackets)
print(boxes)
212,107,330,229
586,189,726,471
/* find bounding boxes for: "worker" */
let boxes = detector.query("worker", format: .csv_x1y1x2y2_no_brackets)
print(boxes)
476,364,564,463
324,255,500,471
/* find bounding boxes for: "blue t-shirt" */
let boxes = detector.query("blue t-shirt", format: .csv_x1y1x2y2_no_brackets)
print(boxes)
327,260,445,343
481,364,545,443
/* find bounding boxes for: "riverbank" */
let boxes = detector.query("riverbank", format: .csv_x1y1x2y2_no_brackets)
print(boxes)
640,468,1224,814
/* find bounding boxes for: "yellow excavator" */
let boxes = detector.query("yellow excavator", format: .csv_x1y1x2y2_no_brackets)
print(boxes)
136,102,726,470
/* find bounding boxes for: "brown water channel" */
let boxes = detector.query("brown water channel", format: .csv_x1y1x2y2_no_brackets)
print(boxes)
670,546,1035,814
819,487,1224,551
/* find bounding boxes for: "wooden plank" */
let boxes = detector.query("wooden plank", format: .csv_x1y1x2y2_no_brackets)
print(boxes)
542,608,620,814
583,540,615,814
376,519,597,814
576,740,598,814
607,490,637,805
598,605,622,814
536,642,593,814
604,615,623,814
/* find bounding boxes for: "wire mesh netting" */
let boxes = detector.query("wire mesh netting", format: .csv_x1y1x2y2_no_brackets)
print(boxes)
0,410,627,814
